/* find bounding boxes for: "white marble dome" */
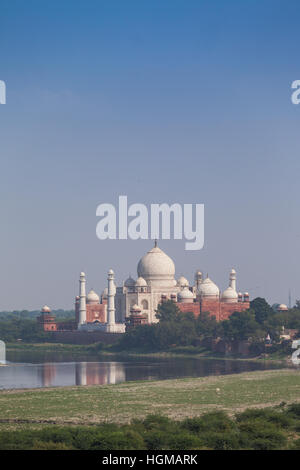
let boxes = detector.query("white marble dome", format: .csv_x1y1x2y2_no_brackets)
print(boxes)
198,277,220,298
131,304,142,312
278,303,288,311
221,287,238,303
86,289,100,305
135,276,147,287
41,305,51,313
177,276,189,288
178,287,194,303
124,276,135,287
137,243,175,287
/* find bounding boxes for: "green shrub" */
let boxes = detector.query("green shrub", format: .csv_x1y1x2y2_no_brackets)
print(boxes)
201,431,240,450
142,414,173,432
166,431,203,450
32,440,73,450
0,407,298,450
235,408,293,429
90,430,144,450
238,419,287,450
144,430,169,450
289,438,300,450
286,403,300,419
182,411,236,434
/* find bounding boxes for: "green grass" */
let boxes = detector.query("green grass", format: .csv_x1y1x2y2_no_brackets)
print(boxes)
0,369,299,432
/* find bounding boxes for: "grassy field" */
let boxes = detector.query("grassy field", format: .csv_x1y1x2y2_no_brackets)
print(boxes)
0,369,299,432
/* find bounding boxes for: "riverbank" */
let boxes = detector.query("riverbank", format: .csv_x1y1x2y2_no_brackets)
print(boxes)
0,369,299,433
6,341,289,364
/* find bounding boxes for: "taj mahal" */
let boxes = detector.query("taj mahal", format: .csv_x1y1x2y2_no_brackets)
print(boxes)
39,241,250,333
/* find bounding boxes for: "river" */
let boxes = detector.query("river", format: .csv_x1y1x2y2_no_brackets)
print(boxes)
0,350,288,390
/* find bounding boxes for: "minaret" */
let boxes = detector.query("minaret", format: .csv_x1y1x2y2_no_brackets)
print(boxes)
78,271,87,327
194,271,203,290
229,269,236,291
107,269,116,327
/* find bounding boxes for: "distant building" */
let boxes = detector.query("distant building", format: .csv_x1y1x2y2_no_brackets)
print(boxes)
39,242,250,333
272,303,289,312
38,305,76,332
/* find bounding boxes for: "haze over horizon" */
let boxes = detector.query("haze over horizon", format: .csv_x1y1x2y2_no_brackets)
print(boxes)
1,0,300,310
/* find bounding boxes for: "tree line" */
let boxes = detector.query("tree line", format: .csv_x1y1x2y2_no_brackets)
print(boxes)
117,298,300,352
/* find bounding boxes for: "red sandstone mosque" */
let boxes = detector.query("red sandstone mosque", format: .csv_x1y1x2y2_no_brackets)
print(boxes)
38,241,250,332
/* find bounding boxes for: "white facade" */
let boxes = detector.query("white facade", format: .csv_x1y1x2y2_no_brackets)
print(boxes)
115,242,181,323
77,241,243,331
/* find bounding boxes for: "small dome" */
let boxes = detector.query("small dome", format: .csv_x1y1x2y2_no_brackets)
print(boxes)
177,276,189,287
135,277,147,287
124,276,135,287
221,287,238,303
80,272,85,277
86,289,100,305
178,287,194,303
131,304,142,313
198,277,219,298
278,304,288,311
41,305,51,313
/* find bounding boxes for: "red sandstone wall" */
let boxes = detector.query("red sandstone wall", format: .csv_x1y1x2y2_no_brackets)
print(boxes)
176,301,250,322
86,304,106,323
37,314,57,331
177,303,200,315
75,303,106,323
219,302,250,321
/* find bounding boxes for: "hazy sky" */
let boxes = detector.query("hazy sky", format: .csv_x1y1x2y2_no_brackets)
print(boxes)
1,0,300,310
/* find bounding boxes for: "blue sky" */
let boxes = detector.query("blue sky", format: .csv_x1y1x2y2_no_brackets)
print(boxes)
0,0,300,309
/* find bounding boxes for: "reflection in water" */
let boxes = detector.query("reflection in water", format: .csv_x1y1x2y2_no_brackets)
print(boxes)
75,362,126,386
37,363,56,387
0,356,288,390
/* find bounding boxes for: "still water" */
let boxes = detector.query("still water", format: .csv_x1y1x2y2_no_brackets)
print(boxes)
0,351,287,390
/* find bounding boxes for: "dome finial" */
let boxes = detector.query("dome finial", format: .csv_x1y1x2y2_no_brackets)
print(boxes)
154,238,158,248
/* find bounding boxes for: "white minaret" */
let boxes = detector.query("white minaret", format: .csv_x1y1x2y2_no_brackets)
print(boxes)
107,269,116,327
229,268,237,292
194,271,203,290
78,271,87,327
105,268,125,334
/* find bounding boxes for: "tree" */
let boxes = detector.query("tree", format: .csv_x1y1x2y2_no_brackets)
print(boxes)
195,312,219,339
220,311,263,341
155,300,182,322
250,297,274,325
294,300,300,310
